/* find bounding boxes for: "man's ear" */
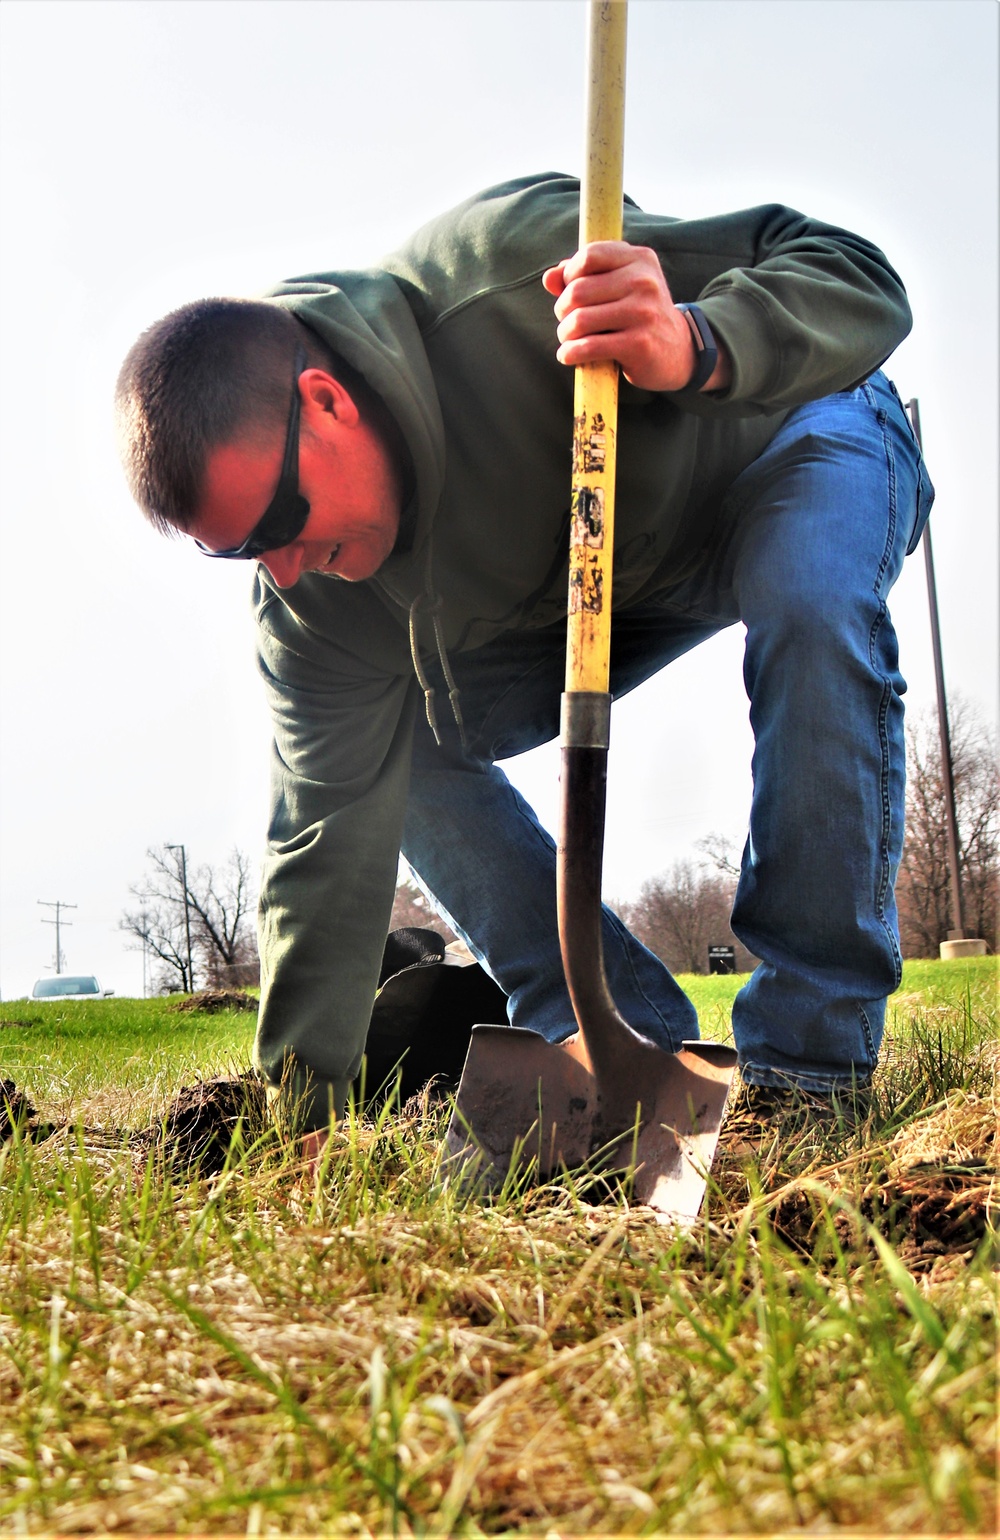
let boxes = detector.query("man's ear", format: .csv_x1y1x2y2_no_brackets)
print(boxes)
299,369,360,431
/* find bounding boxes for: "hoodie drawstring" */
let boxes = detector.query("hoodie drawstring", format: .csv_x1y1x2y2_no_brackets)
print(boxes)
408,592,467,751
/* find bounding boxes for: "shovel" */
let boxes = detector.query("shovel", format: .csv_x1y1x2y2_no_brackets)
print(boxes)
445,0,738,1223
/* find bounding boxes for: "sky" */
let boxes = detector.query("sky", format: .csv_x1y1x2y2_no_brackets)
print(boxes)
0,0,996,1000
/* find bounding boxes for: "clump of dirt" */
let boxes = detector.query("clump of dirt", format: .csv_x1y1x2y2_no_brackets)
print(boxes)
0,1016,42,1029
145,1072,271,1175
892,1163,993,1267
1,1068,270,1171
1,1077,36,1141
740,1090,997,1271
168,990,258,1014
0,1077,60,1146
769,1162,992,1268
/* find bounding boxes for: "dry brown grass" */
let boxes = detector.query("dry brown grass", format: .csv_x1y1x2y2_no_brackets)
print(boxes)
1,968,997,1534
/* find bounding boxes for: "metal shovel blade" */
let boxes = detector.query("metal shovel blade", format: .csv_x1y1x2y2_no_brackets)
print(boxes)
444,1027,737,1223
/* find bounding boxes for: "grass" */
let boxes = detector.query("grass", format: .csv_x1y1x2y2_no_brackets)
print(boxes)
0,958,996,1534
0,996,255,1119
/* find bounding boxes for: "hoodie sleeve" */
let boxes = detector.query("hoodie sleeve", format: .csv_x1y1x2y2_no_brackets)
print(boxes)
629,203,913,416
252,591,420,1131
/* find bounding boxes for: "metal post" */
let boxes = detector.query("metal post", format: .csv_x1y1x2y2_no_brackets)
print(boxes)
140,908,149,999
166,844,195,992
38,899,76,974
904,399,964,939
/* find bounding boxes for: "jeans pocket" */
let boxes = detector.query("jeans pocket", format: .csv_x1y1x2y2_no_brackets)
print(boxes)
906,460,935,556
882,377,935,556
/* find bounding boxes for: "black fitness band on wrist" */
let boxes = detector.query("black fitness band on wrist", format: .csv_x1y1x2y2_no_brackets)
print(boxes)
675,302,718,394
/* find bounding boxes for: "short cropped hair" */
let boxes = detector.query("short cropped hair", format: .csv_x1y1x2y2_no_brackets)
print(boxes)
115,298,331,535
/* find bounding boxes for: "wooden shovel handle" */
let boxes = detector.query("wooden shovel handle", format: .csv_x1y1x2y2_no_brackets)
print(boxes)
566,0,627,696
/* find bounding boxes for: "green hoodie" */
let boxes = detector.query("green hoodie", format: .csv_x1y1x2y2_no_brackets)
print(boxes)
253,172,911,1127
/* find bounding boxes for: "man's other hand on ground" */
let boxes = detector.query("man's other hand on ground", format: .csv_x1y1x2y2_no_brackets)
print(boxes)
299,1128,330,1180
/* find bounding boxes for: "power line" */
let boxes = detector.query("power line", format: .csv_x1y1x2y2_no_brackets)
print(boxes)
38,899,77,974
165,845,195,992
905,400,964,940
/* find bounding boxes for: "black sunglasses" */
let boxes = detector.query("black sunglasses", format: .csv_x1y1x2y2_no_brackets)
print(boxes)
196,343,311,560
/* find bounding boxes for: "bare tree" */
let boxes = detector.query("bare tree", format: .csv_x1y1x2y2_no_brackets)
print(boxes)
389,867,458,943
695,831,742,879
119,897,197,994
614,858,757,975
897,700,998,956
121,846,260,993
185,848,260,987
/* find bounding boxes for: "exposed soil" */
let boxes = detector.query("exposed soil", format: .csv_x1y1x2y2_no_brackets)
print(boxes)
0,1077,60,1146
715,1086,996,1269
141,1071,271,1175
0,1071,270,1176
0,1077,37,1142
764,1162,993,1268
2,1062,995,1273
167,990,258,1014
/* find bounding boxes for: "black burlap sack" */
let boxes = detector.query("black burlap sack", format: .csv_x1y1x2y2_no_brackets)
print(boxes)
352,928,509,1108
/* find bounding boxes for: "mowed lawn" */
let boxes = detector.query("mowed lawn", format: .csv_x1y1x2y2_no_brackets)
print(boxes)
0,957,996,1534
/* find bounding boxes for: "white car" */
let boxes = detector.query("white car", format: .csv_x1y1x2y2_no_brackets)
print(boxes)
30,974,114,1001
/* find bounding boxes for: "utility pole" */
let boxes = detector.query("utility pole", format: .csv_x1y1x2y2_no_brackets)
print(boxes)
166,844,195,992
904,401,985,959
904,401,964,939
140,907,149,999
38,899,77,974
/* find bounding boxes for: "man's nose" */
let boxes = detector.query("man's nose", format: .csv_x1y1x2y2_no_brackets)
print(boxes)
258,545,304,588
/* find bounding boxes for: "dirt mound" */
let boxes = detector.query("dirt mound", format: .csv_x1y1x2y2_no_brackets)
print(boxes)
168,990,258,1014
770,1161,992,1271
0,1078,60,1146
1,1077,36,1141
0,1069,268,1170
891,1162,993,1264
148,1072,270,1174
731,1091,998,1271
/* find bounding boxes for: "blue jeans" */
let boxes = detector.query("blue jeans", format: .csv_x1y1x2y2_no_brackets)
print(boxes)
401,373,934,1091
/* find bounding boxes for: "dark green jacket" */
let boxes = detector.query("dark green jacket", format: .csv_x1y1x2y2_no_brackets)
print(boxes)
254,172,911,1127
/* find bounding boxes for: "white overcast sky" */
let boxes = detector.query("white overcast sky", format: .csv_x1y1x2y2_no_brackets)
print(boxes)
0,0,996,999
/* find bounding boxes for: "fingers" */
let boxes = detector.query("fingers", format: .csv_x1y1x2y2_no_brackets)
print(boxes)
560,240,645,283
555,302,644,368
542,241,696,392
541,262,568,297
553,264,637,327
555,322,675,380
543,242,663,302
556,330,643,370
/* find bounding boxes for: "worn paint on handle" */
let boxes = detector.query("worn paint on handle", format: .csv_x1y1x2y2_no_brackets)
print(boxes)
566,0,627,696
